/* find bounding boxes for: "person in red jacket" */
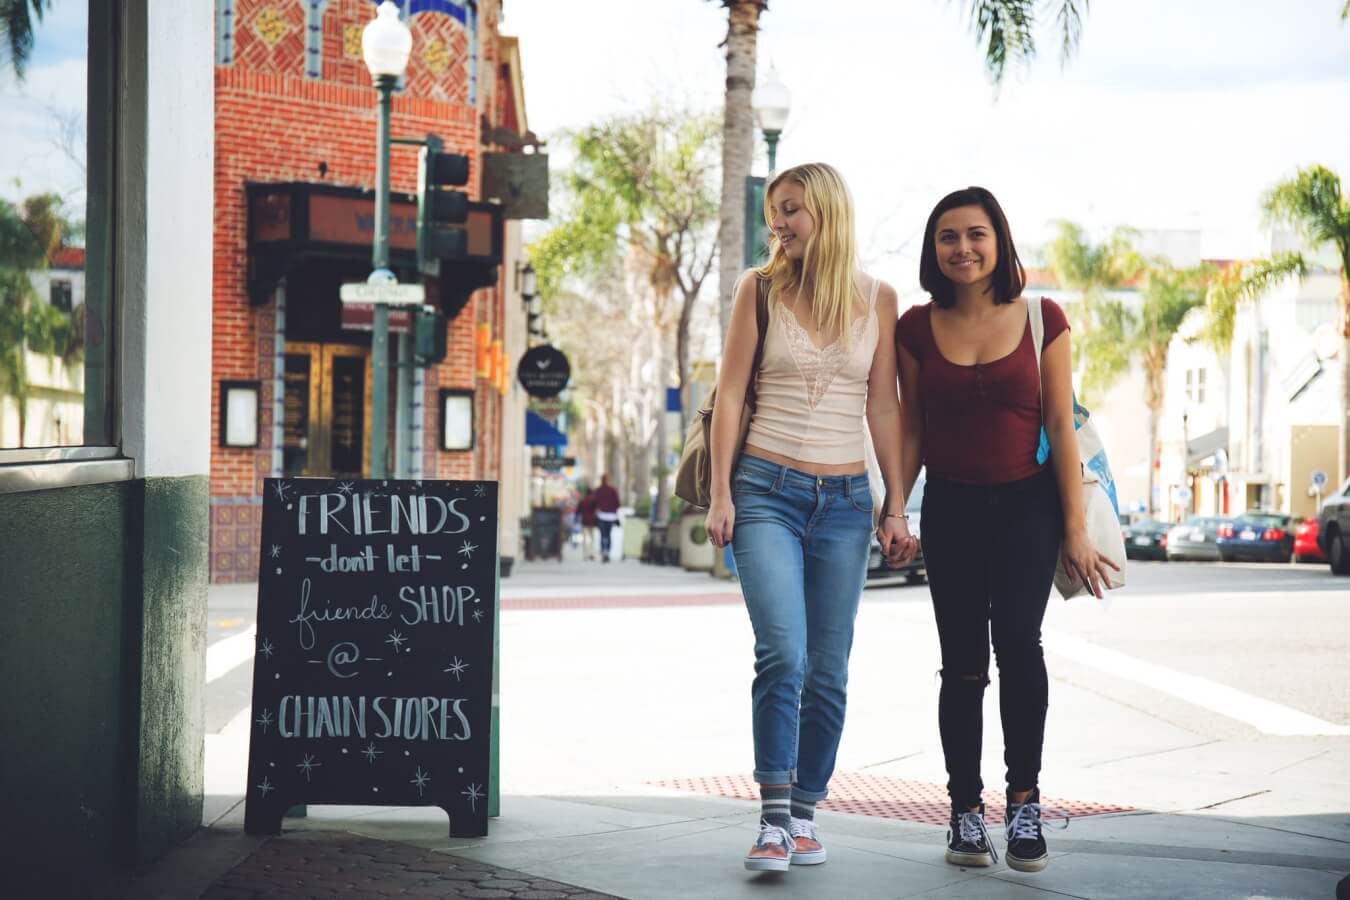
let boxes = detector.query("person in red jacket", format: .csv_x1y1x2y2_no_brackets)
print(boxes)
591,475,621,563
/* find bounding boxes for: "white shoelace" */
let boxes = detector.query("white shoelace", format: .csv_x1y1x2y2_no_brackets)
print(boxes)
788,817,818,843
1005,801,1070,842
956,810,999,863
755,820,793,851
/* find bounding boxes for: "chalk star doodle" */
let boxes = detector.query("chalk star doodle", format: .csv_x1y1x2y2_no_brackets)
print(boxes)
269,544,281,559
257,776,274,798
442,657,469,680
471,609,484,623
411,766,431,797
473,483,487,497
255,708,274,732
271,481,292,502
458,540,478,559
361,742,383,765
385,630,407,652
296,753,321,782
258,638,274,659
337,481,355,495
462,782,485,811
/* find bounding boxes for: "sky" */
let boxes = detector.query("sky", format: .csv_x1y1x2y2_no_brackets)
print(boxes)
2,1,1347,300
501,0,1350,300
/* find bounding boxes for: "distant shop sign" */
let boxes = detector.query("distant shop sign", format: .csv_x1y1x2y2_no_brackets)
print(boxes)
516,345,570,399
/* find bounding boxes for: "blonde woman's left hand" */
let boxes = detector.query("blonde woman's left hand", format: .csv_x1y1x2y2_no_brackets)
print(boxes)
878,517,918,568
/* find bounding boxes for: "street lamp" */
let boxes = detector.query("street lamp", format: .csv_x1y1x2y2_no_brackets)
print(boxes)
362,0,412,478
751,62,791,173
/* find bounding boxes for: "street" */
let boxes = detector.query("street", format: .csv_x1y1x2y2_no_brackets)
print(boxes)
198,554,1350,898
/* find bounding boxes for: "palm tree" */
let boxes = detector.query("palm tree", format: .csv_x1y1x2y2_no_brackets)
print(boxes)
1043,220,1144,375
1075,264,1210,516
710,1,1090,340
0,0,50,80
713,0,767,342
1253,165,1350,479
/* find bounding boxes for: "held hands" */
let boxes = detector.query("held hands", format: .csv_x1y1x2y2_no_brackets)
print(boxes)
706,494,736,549
1060,527,1121,599
879,516,919,568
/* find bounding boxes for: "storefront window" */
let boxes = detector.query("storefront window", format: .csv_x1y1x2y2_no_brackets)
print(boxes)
0,2,112,452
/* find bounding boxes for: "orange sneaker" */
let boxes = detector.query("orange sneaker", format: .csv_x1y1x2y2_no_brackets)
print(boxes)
743,819,793,872
789,817,827,865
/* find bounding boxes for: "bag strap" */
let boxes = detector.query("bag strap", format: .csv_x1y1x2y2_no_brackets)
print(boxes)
1027,295,1045,424
745,276,770,409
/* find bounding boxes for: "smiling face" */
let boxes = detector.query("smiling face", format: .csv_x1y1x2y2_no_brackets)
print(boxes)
768,180,815,261
934,205,998,287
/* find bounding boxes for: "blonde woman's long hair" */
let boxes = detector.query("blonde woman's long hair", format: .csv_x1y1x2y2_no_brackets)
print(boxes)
755,162,861,347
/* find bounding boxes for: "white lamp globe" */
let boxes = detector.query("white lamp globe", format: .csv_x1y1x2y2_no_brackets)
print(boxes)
752,63,791,134
362,1,412,79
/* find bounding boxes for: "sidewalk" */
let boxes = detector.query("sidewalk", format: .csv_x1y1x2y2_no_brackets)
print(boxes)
103,554,1350,899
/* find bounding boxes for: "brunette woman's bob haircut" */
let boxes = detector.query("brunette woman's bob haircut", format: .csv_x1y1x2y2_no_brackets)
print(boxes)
919,186,1026,309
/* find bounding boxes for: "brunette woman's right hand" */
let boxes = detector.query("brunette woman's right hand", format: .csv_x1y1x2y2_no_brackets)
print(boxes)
705,494,736,549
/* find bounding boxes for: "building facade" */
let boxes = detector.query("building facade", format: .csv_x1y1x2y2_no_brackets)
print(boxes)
2,2,215,891
210,0,532,583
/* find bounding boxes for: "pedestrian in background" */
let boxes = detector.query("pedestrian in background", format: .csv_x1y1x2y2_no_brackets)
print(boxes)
591,475,621,563
704,162,918,872
894,186,1119,873
576,487,599,561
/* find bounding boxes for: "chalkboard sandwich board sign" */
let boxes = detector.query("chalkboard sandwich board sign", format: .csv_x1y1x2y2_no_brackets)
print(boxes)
244,477,498,838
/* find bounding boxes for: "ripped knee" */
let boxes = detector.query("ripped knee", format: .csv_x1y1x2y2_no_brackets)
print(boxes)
939,669,990,688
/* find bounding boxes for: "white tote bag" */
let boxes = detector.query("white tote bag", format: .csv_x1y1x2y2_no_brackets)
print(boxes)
1027,298,1127,600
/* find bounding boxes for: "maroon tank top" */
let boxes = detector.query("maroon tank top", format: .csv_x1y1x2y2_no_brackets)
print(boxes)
895,299,1069,485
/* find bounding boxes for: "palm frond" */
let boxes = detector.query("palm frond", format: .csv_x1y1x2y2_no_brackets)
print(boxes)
1261,165,1350,252
1054,0,1088,61
1200,253,1309,351
0,0,50,80
962,0,1035,85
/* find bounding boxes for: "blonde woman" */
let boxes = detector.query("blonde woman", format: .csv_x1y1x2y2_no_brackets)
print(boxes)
705,163,918,872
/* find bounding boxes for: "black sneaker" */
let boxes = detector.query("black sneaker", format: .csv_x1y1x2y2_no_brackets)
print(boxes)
1005,788,1067,873
945,802,997,867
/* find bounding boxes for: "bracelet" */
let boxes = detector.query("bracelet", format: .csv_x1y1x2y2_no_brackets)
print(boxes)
883,512,909,520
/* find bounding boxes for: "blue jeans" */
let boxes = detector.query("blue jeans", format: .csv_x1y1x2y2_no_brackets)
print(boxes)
730,452,873,801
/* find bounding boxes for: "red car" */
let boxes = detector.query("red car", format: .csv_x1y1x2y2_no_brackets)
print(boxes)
1295,518,1326,563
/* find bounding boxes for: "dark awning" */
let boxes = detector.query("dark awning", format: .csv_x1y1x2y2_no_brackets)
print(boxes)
525,410,567,448
1186,427,1229,465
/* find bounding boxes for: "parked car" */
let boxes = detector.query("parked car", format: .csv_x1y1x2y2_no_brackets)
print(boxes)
1293,518,1326,563
1216,511,1296,563
1123,519,1170,561
1165,515,1232,562
867,471,926,586
1316,477,1350,575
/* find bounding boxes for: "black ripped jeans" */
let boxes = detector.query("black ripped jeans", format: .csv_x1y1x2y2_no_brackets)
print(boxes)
919,468,1063,809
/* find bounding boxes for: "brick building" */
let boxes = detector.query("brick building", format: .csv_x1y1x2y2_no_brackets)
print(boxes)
211,0,533,582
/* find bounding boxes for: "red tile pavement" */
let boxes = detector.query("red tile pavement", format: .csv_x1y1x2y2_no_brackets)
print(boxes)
651,772,1134,827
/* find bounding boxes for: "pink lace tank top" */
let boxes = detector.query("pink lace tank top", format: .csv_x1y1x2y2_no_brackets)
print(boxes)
745,277,881,464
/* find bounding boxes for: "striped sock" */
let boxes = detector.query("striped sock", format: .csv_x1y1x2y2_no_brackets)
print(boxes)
790,787,817,822
760,785,792,830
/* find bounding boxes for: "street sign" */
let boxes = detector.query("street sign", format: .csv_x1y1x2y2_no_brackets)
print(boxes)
340,282,426,305
1176,486,1192,502
530,456,576,471
516,345,571,399
1311,470,1329,489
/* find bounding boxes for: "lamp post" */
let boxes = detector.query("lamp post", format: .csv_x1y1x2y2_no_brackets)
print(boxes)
362,0,412,479
751,62,791,173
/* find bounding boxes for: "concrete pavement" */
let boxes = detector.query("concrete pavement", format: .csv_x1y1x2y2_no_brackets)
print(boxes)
100,552,1350,898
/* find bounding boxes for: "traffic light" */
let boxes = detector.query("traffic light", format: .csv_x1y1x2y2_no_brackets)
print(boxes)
412,305,447,366
417,134,469,277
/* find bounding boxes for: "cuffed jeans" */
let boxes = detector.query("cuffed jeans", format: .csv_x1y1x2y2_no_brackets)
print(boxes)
730,453,873,801
920,468,1063,809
